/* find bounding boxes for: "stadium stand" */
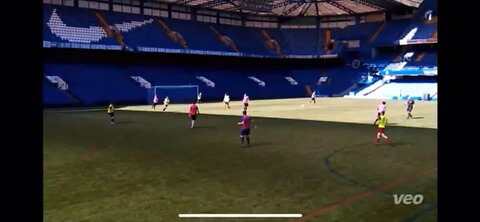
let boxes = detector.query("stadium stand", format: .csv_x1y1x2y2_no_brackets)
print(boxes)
165,19,233,52
43,78,76,105
43,61,363,105
373,19,412,45
43,5,333,56
44,5,118,45
100,10,164,48
332,22,381,42
213,25,275,56
267,29,323,56
43,0,436,105
400,22,436,40
364,82,437,100
43,63,146,105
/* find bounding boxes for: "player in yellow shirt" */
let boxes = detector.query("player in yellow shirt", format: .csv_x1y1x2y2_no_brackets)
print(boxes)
107,103,115,124
373,111,392,144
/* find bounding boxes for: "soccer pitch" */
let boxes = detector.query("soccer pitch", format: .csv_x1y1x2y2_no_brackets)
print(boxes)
44,98,437,222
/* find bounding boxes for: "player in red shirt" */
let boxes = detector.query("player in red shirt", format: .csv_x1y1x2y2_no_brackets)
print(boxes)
189,101,200,128
237,111,252,146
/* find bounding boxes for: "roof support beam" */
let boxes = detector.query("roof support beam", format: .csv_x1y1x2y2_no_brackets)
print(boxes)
328,0,356,15
314,1,321,17
299,3,312,16
350,0,385,10
273,0,292,9
282,2,303,16
176,0,198,5
197,0,231,8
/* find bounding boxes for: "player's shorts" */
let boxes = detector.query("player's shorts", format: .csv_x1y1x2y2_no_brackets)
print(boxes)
240,128,250,136
108,112,114,117
377,127,385,133
407,106,413,112
190,115,197,120
224,101,229,105
244,103,249,107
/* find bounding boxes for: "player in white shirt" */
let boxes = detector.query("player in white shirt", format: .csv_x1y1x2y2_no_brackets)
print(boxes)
152,94,159,109
374,101,386,123
377,101,386,114
406,96,415,119
197,92,202,104
162,96,170,111
309,91,316,103
242,94,249,111
223,93,231,110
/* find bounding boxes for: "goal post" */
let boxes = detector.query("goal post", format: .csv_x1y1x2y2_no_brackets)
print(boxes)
147,85,199,104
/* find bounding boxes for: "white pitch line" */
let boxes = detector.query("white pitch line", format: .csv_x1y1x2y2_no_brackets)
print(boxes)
178,214,302,218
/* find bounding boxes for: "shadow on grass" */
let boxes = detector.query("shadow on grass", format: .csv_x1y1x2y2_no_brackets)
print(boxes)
194,126,217,129
378,142,414,148
246,142,273,148
116,121,135,125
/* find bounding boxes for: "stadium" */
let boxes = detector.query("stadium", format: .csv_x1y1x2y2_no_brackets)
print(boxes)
43,0,437,221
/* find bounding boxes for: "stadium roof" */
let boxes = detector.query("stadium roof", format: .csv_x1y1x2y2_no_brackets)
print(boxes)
152,0,425,16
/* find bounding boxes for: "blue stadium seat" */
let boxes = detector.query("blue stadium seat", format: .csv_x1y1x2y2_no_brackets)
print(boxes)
43,79,76,105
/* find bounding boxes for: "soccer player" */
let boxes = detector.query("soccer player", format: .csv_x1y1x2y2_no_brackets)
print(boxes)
197,92,202,103
162,96,170,111
189,101,200,128
377,101,386,115
309,91,316,103
406,96,415,119
237,111,251,146
242,93,249,111
107,103,115,124
223,93,231,110
373,111,392,144
373,101,386,124
152,94,159,109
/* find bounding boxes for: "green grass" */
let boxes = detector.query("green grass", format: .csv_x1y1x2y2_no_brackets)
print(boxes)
44,110,437,222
